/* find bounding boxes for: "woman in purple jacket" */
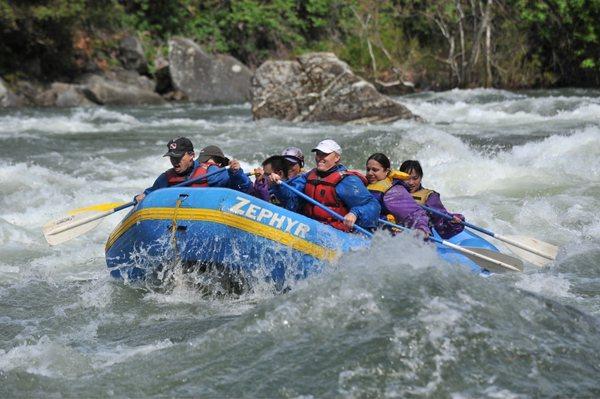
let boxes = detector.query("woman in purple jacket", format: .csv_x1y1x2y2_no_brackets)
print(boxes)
366,153,430,238
399,159,464,239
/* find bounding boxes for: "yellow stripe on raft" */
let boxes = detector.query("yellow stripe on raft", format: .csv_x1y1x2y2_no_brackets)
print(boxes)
105,207,339,262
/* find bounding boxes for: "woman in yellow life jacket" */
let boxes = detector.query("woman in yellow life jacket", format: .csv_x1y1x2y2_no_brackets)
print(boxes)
365,153,430,238
399,160,465,239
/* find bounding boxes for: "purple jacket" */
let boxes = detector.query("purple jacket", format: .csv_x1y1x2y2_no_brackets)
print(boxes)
370,181,431,234
251,177,271,202
424,191,464,239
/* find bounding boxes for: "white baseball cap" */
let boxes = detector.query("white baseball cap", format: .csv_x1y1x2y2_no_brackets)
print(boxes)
311,139,342,155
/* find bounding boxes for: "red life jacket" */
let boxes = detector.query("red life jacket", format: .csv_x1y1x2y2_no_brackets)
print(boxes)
165,161,217,187
303,168,368,232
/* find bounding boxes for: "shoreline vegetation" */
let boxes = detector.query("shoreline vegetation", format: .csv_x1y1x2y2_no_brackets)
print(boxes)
1,0,598,108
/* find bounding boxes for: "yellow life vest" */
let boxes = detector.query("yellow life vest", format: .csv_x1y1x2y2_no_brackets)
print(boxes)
367,170,410,226
389,170,410,181
366,170,409,193
367,177,393,193
411,187,434,205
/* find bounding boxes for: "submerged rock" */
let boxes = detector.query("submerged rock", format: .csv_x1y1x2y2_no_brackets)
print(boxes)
251,52,420,124
168,37,252,104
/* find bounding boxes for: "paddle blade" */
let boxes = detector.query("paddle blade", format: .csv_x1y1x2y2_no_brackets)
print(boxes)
462,247,524,273
502,235,559,267
43,211,105,246
68,202,127,215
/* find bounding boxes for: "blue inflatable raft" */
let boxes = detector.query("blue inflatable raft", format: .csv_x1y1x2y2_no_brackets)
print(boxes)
105,187,498,289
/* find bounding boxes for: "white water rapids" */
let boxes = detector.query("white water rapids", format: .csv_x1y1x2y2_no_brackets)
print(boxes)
0,88,599,397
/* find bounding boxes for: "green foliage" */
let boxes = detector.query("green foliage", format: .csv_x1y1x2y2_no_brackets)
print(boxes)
514,0,600,85
0,0,598,87
0,0,125,80
218,0,307,64
120,0,193,38
581,58,596,69
305,0,332,28
186,11,229,53
0,1,17,29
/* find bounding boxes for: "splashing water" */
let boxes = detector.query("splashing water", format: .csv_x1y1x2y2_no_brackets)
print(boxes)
1,88,599,397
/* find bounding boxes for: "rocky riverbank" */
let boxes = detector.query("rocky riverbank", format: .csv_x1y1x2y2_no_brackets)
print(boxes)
0,35,419,123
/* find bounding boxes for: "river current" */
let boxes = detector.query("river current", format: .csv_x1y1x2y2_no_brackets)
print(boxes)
1,89,599,397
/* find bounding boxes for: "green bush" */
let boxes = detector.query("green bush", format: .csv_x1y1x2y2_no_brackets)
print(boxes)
0,0,598,87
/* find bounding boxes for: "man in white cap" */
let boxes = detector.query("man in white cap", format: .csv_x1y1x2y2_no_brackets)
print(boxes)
270,139,380,232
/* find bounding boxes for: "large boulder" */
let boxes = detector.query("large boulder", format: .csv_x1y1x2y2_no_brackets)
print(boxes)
251,52,420,124
101,68,156,92
168,37,252,104
118,34,148,75
80,74,165,106
35,83,96,107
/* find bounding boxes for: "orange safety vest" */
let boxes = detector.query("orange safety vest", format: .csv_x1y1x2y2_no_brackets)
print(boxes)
165,161,217,187
303,168,368,232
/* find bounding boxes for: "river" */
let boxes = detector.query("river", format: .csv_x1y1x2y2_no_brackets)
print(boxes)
1,88,599,397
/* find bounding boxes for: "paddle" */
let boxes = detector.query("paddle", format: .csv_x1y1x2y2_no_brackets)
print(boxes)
68,172,257,216
68,202,129,215
43,167,234,245
43,201,136,246
277,181,373,238
421,205,558,267
377,218,523,273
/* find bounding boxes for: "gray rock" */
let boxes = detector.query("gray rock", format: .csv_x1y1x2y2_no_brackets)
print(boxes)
36,83,96,107
0,78,27,107
14,80,44,103
251,52,420,124
80,69,155,92
118,34,148,74
0,78,9,106
83,75,165,106
251,61,307,120
168,37,252,104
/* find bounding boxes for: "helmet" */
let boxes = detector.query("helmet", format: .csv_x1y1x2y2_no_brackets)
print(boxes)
281,147,304,167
